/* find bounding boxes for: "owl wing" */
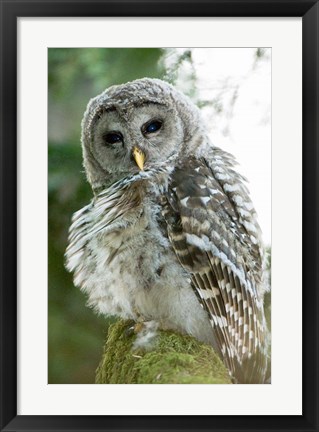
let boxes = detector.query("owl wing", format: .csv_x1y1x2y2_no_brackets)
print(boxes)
162,151,268,383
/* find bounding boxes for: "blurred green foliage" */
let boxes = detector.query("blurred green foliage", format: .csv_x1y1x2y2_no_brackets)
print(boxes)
49,48,165,99
48,48,165,383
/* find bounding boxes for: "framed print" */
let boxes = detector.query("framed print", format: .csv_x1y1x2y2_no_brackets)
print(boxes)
1,0,318,431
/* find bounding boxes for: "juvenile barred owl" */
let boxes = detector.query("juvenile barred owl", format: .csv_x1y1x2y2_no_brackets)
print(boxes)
65,78,270,384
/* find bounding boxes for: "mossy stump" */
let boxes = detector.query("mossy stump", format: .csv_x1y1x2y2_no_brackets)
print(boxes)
95,320,231,384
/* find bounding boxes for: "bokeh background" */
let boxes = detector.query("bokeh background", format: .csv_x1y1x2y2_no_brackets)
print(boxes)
48,48,271,384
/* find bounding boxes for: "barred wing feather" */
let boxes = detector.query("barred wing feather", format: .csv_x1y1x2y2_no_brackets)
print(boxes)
162,155,268,383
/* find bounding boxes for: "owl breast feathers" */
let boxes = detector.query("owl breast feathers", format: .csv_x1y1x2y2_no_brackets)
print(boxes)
65,78,270,383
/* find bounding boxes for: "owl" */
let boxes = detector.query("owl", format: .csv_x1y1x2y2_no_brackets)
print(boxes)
65,78,270,384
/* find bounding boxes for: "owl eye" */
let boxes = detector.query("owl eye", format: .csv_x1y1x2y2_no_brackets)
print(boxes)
143,120,162,135
103,132,123,145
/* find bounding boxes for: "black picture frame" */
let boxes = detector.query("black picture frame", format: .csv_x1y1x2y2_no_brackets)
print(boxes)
1,1,318,431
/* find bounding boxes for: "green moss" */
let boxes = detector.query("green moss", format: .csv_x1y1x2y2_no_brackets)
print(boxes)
95,320,231,384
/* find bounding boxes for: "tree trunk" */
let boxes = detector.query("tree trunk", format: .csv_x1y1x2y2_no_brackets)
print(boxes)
95,320,231,384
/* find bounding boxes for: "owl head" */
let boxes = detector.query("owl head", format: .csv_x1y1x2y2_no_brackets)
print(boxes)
81,78,205,191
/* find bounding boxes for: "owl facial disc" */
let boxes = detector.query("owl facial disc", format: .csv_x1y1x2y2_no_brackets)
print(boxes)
132,147,145,171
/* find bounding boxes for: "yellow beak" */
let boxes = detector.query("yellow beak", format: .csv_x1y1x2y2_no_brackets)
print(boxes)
132,147,145,171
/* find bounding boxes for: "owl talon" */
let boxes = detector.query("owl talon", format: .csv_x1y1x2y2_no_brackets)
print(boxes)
125,326,136,337
134,322,145,334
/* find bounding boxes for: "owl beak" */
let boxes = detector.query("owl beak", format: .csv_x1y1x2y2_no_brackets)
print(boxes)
132,147,145,171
